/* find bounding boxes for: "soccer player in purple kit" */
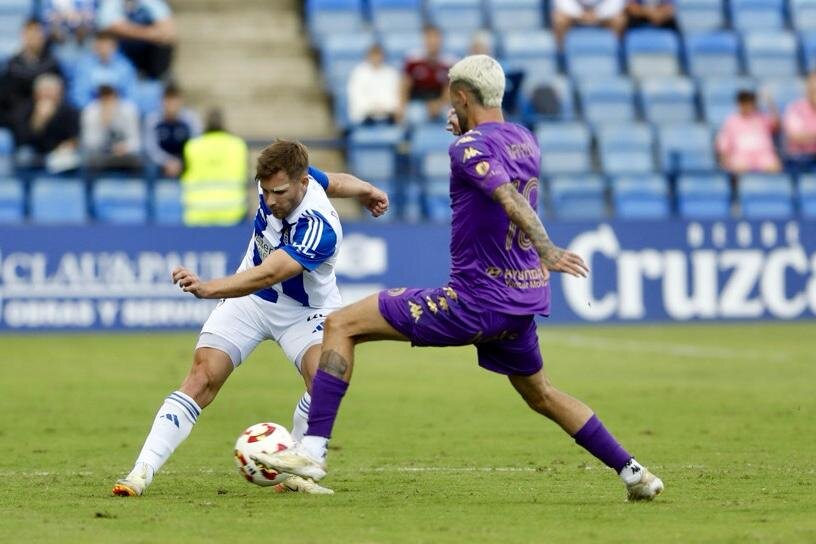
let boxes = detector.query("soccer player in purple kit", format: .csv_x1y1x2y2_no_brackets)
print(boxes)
255,55,664,501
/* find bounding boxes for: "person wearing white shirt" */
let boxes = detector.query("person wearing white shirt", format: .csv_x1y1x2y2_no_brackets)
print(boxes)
552,0,627,44
347,44,401,126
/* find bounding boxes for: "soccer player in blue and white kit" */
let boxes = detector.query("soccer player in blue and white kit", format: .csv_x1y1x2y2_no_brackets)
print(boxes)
253,56,665,501
112,140,388,496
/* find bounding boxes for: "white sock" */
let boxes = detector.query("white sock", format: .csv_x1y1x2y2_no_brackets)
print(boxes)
619,458,645,485
301,435,328,463
291,391,311,442
134,391,201,476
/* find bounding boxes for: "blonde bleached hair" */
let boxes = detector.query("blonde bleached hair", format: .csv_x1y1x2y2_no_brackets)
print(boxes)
448,54,505,108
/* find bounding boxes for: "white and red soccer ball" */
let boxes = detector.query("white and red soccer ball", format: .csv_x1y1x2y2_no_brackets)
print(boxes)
233,422,293,486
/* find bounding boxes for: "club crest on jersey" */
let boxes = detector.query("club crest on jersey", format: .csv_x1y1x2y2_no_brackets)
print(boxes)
474,161,491,176
462,147,481,161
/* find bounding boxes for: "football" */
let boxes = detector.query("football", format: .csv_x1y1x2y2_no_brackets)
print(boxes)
233,422,294,486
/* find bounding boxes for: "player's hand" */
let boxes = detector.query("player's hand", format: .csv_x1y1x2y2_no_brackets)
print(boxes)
171,266,211,298
446,108,462,136
546,250,589,278
360,185,389,217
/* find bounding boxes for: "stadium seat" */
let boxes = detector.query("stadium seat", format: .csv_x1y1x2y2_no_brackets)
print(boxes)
153,179,183,224
564,28,620,78
675,0,725,32
519,75,576,121
0,127,13,156
535,122,592,175
611,174,671,219
410,124,454,178
348,125,404,180
305,0,364,40
369,0,423,32
598,124,656,176
729,0,785,32
739,173,795,218
424,177,451,222
499,30,558,87
758,78,805,113
791,0,816,31
798,174,816,217
93,178,149,224
577,77,637,124
700,77,757,127
639,77,697,124
321,32,376,91
743,32,800,78
381,32,423,65
677,173,731,219
30,177,87,224
800,32,816,71
444,31,493,59
658,124,716,173
548,174,608,220
486,0,544,32
0,0,31,14
625,28,681,78
0,178,24,223
427,0,484,32
134,80,164,116
684,31,741,78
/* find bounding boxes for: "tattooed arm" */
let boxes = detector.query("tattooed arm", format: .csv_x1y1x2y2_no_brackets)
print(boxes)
492,183,589,278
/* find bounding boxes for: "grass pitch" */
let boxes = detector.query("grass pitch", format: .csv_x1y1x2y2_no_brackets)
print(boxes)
1,323,815,543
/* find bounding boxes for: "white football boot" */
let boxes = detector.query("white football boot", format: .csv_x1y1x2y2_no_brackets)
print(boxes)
112,463,153,497
625,468,664,501
251,444,327,482
274,475,334,495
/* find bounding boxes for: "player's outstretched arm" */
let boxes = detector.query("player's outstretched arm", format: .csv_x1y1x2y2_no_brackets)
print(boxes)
172,250,303,299
325,172,389,217
492,183,589,279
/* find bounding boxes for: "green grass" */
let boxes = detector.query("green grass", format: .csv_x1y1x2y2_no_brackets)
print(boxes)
1,323,815,543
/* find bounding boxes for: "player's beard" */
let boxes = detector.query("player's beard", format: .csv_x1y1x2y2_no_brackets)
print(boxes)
455,110,470,134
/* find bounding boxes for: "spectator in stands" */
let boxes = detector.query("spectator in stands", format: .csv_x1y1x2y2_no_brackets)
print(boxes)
70,31,138,108
0,19,62,129
401,25,454,124
38,0,97,44
552,0,628,45
783,73,816,168
347,44,401,126
81,84,142,171
716,90,781,174
96,0,176,79
144,84,201,178
625,0,677,31
13,74,80,172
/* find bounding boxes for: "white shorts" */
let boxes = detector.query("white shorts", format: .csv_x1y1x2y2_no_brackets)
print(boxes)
196,294,338,372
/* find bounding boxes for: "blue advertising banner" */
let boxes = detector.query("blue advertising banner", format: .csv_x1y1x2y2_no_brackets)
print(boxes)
1,219,814,331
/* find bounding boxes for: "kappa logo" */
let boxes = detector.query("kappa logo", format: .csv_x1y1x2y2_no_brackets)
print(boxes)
462,147,482,161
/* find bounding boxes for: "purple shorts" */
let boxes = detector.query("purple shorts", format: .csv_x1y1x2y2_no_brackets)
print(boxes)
378,286,543,376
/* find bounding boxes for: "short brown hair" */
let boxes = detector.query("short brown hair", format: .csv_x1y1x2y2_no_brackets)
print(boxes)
255,140,309,182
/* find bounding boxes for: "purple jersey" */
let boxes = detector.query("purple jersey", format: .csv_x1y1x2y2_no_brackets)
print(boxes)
447,122,551,316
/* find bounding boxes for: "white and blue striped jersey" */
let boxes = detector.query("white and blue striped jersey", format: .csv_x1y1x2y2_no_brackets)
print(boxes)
238,166,343,309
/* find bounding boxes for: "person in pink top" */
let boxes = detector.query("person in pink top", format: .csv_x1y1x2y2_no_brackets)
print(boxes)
716,90,781,174
783,73,816,163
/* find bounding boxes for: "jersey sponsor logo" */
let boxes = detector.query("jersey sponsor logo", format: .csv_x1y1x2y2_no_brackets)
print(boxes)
474,161,491,177
462,147,481,161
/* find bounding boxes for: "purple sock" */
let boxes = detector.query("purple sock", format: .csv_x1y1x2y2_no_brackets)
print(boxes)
572,414,632,473
305,369,349,438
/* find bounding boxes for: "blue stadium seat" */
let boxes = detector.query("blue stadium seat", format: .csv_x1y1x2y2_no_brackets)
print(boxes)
0,127,13,156
791,0,816,31
486,0,544,32
93,178,148,224
729,0,785,32
30,177,87,224
0,0,31,15
519,75,576,121
536,122,592,175
0,178,24,223
612,174,671,219
640,77,697,124
0,33,16,68
658,124,716,173
381,32,423,65
348,125,404,180
424,177,451,222
499,30,558,86
369,0,423,32
564,28,620,78
578,77,636,125
677,173,731,218
444,31,492,59
675,0,725,32
625,28,681,78
306,0,364,39
800,32,816,71
134,80,164,116
549,175,607,220
410,124,454,178
427,0,483,32
598,124,656,176
743,32,800,78
799,174,816,217
153,179,183,224
759,78,805,113
700,77,756,127
739,173,795,218
684,31,741,78
321,32,376,91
